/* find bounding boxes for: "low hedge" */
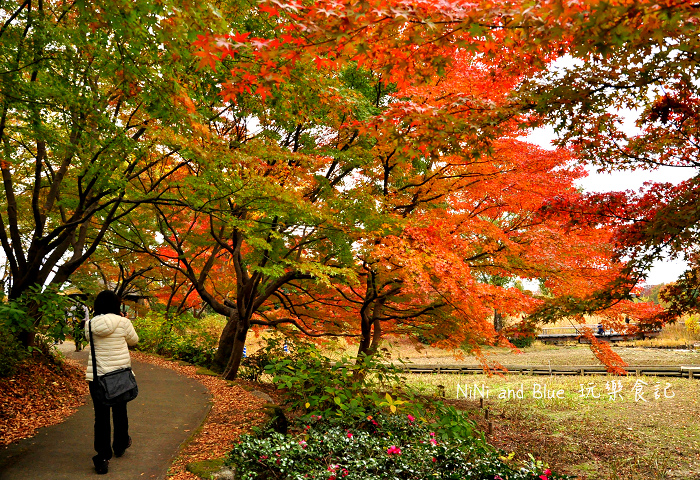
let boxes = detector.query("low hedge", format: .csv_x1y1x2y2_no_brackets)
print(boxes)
227,413,566,480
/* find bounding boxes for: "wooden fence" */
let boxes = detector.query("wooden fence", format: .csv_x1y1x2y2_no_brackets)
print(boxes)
398,364,700,378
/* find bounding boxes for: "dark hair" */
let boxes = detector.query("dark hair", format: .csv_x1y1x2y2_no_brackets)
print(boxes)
93,290,121,316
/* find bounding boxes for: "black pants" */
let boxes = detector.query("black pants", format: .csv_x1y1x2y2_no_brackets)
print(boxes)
88,381,130,460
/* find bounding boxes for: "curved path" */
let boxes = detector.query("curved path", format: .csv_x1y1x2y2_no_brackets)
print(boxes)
0,346,212,480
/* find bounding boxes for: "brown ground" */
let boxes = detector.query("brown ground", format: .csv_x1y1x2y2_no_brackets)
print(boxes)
0,353,88,446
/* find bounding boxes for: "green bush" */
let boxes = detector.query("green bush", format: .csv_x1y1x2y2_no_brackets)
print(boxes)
262,344,484,442
0,329,28,377
509,335,535,348
69,317,88,350
263,344,410,421
239,336,299,382
131,312,217,367
227,414,567,480
0,285,73,349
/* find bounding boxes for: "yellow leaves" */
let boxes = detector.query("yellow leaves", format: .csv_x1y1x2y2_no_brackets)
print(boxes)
686,315,700,335
379,393,407,414
498,452,516,462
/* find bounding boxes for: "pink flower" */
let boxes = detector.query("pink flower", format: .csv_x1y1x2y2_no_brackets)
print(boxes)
347,432,353,439
429,432,436,437
494,476,503,480
386,446,402,455
407,414,415,422
545,470,551,476
298,440,307,449
429,439,437,446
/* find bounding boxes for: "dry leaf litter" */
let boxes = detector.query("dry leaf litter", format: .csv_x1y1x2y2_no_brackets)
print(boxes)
0,355,88,446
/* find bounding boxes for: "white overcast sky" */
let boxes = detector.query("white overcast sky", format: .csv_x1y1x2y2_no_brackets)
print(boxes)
525,125,698,285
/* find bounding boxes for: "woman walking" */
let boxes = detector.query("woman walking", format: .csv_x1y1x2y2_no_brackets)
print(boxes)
85,290,139,474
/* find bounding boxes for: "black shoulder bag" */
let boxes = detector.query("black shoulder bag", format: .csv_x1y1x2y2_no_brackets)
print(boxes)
89,320,139,406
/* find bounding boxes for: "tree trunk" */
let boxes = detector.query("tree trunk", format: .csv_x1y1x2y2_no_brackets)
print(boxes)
368,318,383,356
356,313,373,358
18,330,36,348
494,309,504,332
17,300,40,348
359,298,385,358
222,315,250,380
213,311,238,371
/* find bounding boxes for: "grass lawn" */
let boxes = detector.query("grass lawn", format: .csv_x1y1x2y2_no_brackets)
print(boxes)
386,338,700,479
404,372,700,479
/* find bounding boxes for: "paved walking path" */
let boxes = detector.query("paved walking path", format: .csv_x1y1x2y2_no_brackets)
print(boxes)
0,344,212,480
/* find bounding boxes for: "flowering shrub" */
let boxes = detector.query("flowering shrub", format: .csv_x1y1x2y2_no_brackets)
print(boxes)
227,414,568,480
241,345,566,479
386,445,402,455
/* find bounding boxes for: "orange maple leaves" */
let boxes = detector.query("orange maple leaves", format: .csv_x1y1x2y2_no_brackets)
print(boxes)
581,328,629,376
153,0,674,373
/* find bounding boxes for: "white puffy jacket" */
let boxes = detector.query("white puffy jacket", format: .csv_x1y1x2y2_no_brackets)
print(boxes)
85,313,139,381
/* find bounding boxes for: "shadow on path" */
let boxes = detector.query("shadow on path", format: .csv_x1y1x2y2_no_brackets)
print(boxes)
0,346,212,480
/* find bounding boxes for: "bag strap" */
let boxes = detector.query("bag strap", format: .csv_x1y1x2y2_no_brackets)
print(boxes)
88,319,98,378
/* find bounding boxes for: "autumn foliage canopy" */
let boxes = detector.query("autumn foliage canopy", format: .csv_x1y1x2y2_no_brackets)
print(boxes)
2,0,697,378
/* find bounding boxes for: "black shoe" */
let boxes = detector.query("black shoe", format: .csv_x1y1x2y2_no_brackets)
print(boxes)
92,456,109,474
114,436,132,458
